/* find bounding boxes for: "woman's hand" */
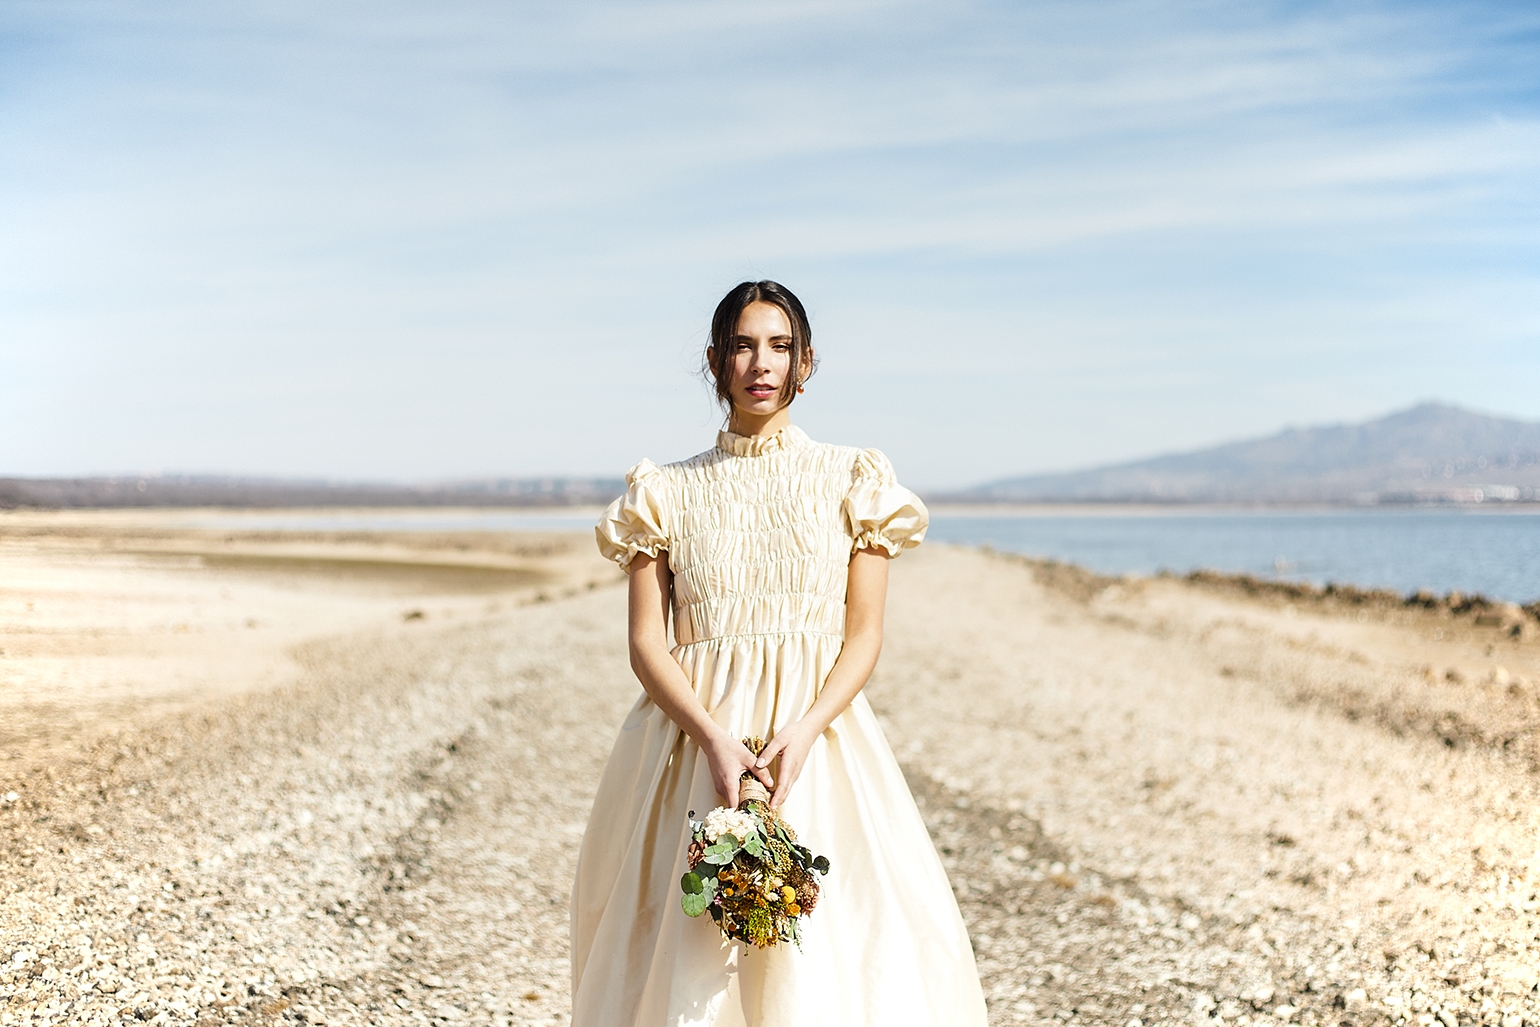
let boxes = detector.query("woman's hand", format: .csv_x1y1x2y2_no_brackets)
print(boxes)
704,732,774,809
754,720,820,808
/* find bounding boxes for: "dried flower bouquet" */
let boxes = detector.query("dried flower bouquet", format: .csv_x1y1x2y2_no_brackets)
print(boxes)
680,738,831,948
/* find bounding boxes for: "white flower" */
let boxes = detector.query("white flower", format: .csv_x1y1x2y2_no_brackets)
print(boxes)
703,806,758,843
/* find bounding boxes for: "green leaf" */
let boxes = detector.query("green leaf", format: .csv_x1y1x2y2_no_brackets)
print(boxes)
681,874,717,916
812,855,830,874
743,834,764,858
703,843,739,865
681,872,703,895
681,890,711,917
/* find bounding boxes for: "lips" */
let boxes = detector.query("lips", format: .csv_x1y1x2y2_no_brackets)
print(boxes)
745,384,777,399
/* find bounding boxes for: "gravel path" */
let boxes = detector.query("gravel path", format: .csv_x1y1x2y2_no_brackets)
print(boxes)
3,542,1537,1027
885,549,1540,1027
2,591,629,1027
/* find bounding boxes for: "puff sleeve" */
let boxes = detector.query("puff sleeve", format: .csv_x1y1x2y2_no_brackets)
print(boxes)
844,448,929,556
595,459,669,570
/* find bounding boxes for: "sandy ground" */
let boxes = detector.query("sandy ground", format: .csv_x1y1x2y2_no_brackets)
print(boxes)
2,511,1538,1027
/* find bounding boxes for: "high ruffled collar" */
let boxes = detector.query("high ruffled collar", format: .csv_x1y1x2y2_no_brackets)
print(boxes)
716,424,809,457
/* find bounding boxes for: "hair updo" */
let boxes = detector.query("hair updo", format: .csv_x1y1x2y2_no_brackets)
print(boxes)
706,280,817,411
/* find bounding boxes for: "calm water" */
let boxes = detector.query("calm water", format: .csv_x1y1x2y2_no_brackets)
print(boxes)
196,507,1540,605
927,509,1540,604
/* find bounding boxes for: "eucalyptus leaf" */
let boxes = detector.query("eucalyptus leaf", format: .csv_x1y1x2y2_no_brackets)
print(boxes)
681,872,703,895
812,855,830,874
681,890,711,917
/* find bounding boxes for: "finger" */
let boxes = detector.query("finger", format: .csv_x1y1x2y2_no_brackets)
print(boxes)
737,752,774,791
770,761,798,808
765,750,786,804
722,774,739,809
754,738,785,769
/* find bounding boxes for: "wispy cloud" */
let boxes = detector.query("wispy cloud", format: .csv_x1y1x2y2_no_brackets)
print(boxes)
2,0,1537,486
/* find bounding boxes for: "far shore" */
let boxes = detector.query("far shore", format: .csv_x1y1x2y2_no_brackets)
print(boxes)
8,500,1540,528
7,499,1540,521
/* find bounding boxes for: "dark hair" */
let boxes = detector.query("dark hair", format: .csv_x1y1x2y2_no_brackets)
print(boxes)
706,280,817,411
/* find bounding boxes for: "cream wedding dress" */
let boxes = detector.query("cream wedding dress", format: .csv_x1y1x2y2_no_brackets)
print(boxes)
571,425,988,1027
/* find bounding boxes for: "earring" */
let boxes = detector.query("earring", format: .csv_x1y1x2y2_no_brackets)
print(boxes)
796,379,806,395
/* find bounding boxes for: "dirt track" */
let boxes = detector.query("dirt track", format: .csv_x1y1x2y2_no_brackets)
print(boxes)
2,516,1538,1027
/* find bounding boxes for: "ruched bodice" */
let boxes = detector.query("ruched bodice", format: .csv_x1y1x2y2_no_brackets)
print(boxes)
574,426,985,1027
596,425,928,646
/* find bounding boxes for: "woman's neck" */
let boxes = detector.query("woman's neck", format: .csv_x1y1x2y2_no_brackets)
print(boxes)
727,405,793,438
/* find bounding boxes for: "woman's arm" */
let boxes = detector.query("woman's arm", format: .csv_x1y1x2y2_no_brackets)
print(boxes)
627,552,774,807
754,547,890,807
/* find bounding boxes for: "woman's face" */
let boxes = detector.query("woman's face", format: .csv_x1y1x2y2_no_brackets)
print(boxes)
721,301,805,418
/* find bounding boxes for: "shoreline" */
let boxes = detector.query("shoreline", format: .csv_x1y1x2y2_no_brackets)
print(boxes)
927,501,1540,516
8,500,1540,516
0,504,610,526
990,549,1540,635
5,504,1535,623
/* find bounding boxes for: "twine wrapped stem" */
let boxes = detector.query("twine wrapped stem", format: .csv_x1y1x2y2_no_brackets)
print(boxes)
739,735,771,807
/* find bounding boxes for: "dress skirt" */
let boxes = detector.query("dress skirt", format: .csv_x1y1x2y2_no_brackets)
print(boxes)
569,629,989,1027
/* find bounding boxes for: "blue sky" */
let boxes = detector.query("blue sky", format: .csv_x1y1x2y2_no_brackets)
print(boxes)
2,0,1537,489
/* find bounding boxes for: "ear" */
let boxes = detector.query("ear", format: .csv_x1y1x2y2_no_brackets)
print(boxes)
799,347,814,380
706,346,717,369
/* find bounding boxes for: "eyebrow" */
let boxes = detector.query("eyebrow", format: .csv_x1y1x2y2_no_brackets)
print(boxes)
732,334,794,343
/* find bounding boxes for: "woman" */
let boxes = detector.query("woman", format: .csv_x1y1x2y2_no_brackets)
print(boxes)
571,281,988,1026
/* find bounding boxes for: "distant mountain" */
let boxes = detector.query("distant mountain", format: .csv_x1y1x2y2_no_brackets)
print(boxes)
0,474,626,510
952,403,1540,505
